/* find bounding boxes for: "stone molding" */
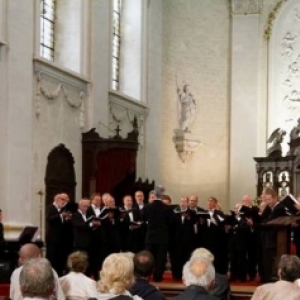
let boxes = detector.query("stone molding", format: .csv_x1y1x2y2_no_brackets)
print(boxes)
264,0,288,40
231,0,262,15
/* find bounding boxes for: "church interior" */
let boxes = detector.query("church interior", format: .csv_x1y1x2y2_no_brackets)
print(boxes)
1,0,300,299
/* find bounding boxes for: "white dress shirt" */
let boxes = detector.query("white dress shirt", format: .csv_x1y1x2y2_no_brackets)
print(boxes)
59,272,98,299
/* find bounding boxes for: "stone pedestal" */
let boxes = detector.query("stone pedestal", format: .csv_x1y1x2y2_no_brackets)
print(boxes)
172,129,201,163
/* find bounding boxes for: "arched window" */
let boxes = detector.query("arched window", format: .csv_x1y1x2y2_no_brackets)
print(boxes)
40,0,56,61
112,0,122,91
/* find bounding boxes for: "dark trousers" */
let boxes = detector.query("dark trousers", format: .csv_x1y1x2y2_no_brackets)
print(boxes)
246,231,258,279
46,244,65,276
146,243,168,282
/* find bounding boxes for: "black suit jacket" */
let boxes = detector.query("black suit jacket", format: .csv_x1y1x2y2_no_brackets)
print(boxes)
72,211,92,251
173,285,217,300
46,204,65,244
143,200,172,245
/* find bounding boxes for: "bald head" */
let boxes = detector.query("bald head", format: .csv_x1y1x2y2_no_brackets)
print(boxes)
19,243,41,266
242,195,252,207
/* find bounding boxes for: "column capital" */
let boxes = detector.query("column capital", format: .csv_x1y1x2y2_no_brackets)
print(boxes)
231,0,262,15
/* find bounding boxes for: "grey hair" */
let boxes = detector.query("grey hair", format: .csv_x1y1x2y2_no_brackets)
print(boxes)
154,185,165,199
20,258,54,298
278,254,300,282
183,258,215,289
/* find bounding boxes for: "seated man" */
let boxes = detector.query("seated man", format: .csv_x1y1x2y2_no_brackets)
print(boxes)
19,258,55,300
129,250,165,300
251,254,300,300
10,243,64,300
173,257,217,300
191,248,230,300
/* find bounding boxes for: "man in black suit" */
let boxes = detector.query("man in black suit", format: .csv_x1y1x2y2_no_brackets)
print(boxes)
172,196,196,280
259,188,287,282
86,193,103,280
72,198,94,252
46,194,69,276
120,195,143,253
143,185,172,282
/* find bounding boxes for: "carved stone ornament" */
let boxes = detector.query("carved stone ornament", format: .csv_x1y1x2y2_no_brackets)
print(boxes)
231,0,262,15
172,129,201,163
35,72,86,129
264,0,288,40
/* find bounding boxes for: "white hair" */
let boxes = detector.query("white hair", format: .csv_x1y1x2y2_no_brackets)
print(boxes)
183,258,215,289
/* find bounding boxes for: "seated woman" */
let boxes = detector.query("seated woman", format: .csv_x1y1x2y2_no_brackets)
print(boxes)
98,253,142,300
59,251,98,300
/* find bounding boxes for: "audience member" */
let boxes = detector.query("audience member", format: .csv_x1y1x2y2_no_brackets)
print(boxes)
173,257,216,300
191,248,230,300
10,243,64,300
130,251,165,300
59,251,98,299
98,253,142,300
251,254,300,300
19,258,55,300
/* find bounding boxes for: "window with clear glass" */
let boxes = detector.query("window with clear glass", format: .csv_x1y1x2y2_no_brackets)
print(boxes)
40,0,56,61
112,0,122,90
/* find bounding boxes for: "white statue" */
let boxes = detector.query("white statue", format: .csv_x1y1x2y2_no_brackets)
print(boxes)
176,77,196,132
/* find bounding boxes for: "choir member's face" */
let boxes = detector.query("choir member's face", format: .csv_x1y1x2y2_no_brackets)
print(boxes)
180,197,189,208
56,196,66,209
0,211,2,222
265,194,277,208
242,195,252,207
148,193,156,203
135,191,144,204
123,196,133,208
61,193,69,204
234,203,241,214
189,196,198,208
207,198,216,210
79,199,90,214
92,195,102,207
108,197,115,207
162,198,171,205
261,190,267,203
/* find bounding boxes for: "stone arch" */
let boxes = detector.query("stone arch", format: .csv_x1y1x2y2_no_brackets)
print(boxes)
45,144,76,206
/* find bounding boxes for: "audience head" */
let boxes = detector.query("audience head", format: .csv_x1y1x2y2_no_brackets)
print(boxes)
19,243,41,266
78,198,90,214
162,194,172,205
99,253,135,295
191,248,214,263
133,250,155,279
91,193,102,207
278,254,300,282
135,191,144,205
123,195,133,209
67,251,88,273
20,258,54,299
53,194,66,209
154,185,165,199
242,195,252,207
183,257,215,290
189,195,198,208
264,188,278,208
148,190,156,203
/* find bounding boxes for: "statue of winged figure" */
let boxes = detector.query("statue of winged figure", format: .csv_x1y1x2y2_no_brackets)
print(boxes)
266,128,286,157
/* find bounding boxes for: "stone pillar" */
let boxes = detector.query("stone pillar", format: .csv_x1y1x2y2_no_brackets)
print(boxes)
1,0,34,224
229,0,262,206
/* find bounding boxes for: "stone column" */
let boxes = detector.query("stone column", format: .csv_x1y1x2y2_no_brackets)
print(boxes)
229,0,262,206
